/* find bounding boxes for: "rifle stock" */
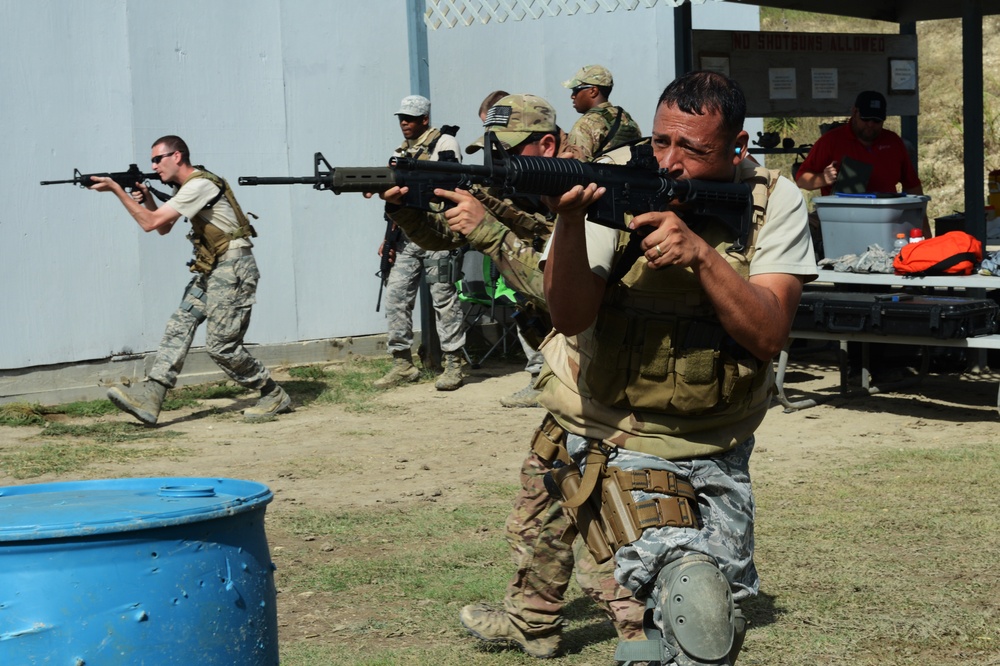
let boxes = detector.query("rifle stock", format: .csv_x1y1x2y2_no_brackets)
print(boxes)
238,137,754,250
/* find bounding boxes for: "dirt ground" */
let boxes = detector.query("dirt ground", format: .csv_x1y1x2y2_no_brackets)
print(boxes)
2,351,998,654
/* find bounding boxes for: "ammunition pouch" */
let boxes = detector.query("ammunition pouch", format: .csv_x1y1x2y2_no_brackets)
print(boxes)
425,253,455,284
529,414,570,465
585,308,765,416
546,441,699,564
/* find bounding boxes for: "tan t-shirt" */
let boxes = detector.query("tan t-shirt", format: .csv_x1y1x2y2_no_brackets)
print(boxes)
166,172,251,249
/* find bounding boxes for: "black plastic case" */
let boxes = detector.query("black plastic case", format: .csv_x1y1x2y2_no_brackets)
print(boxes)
794,291,998,339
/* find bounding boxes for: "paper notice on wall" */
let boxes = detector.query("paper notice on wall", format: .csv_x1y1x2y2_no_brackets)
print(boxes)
811,68,838,99
769,68,796,99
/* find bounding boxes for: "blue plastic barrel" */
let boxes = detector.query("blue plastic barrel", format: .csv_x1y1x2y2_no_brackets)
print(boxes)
0,477,278,665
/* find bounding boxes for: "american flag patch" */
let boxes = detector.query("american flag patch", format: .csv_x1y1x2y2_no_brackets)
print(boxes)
484,105,513,128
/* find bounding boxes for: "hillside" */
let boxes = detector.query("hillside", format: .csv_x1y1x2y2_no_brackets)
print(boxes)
759,9,1000,223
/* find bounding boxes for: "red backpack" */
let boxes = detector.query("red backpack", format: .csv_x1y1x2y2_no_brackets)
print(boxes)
893,231,983,276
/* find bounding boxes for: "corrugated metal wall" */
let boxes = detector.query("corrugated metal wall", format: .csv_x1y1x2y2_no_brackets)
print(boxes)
1,0,757,373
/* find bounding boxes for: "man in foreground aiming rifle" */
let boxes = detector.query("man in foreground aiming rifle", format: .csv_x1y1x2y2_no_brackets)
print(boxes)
534,70,817,665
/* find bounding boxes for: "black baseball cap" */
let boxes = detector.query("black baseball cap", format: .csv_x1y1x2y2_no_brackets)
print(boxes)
854,91,887,121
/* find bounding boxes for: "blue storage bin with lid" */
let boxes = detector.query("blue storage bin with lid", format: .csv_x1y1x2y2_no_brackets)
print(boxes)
0,477,278,665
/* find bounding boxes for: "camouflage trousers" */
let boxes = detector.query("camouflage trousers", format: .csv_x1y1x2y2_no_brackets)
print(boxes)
148,255,271,391
503,450,645,640
517,330,544,376
383,239,465,354
565,434,759,604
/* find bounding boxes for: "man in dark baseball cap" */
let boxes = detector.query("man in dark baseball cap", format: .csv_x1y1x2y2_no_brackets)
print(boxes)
795,89,925,232
854,90,887,121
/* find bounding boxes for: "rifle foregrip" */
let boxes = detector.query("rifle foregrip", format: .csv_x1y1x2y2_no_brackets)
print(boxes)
329,167,396,193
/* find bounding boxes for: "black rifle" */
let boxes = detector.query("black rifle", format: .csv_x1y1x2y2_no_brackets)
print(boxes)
238,136,754,251
41,164,161,193
376,214,403,312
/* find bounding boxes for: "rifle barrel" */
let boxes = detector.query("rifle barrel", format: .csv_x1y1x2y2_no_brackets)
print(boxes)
238,176,323,186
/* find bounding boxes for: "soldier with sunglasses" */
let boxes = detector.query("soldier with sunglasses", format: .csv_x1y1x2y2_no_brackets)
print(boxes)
563,64,642,162
91,135,292,425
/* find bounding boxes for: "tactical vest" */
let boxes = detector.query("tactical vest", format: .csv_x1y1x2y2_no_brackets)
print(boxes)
185,170,257,273
588,105,642,157
394,125,458,162
582,160,780,417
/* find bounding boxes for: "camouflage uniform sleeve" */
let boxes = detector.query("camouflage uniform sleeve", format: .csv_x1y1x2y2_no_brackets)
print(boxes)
386,206,465,251
465,216,547,310
564,113,604,162
471,188,553,241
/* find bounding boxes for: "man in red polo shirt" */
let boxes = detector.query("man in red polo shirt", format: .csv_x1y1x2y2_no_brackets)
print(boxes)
796,91,928,236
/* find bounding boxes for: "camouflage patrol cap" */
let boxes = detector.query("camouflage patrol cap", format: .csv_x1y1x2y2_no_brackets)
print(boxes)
562,64,613,88
395,94,431,117
465,93,557,154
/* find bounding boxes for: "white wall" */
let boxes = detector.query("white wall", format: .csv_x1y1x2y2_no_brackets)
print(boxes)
1,0,759,373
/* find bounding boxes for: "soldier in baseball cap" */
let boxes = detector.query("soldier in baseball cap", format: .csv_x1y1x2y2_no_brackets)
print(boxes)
562,64,614,89
465,93,558,155
395,94,431,118
561,64,641,161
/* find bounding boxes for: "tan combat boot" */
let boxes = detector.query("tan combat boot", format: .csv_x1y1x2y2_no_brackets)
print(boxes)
459,603,560,659
244,384,293,422
434,352,464,391
500,374,541,408
374,351,421,389
107,380,168,425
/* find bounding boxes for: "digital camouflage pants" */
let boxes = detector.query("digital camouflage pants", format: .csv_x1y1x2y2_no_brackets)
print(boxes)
502,450,646,640
148,255,271,391
565,433,759,602
383,239,465,355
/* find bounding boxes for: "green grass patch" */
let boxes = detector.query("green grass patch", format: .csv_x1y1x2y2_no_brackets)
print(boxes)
743,443,1000,666
286,358,411,413
0,441,190,479
273,497,618,665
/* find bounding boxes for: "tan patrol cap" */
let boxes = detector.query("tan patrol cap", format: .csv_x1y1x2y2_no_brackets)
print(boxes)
466,93,557,154
562,64,613,88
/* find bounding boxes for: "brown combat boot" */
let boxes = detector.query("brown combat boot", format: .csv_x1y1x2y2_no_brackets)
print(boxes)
434,352,464,391
244,385,293,422
374,351,421,389
107,380,168,426
459,603,560,659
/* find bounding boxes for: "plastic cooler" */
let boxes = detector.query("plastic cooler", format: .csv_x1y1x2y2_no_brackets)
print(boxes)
813,193,930,259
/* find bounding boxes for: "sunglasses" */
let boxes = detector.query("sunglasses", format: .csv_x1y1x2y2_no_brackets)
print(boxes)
151,151,178,165
571,85,595,95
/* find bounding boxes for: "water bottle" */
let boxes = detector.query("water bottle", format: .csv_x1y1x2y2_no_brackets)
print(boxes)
909,228,925,244
892,233,907,256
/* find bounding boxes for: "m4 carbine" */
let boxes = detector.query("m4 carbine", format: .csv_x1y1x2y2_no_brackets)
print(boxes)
41,164,160,192
238,136,754,251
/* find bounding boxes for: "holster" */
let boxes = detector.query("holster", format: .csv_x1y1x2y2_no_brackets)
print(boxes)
545,441,700,564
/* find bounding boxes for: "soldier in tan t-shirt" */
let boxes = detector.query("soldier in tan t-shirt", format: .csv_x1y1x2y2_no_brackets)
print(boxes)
91,135,292,425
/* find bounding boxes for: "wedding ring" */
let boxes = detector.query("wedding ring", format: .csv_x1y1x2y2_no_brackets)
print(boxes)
655,243,663,257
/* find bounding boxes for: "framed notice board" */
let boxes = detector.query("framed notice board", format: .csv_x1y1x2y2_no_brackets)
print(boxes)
693,30,919,118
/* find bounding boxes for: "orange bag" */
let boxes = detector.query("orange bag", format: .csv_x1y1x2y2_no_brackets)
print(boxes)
893,231,983,276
